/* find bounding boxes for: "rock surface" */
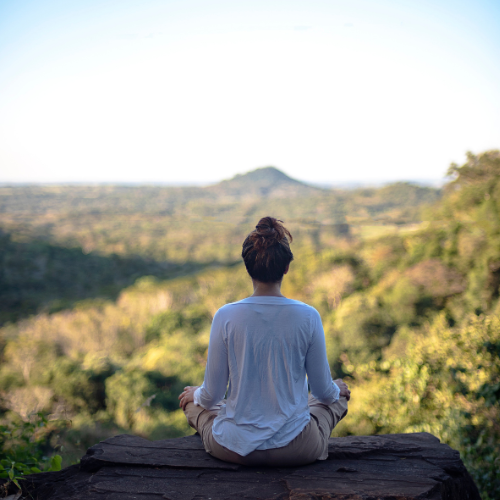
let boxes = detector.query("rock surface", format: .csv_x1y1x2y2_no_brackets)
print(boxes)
19,432,480,500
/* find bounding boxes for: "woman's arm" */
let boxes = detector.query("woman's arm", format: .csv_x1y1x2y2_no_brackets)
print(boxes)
192,309,229,409
305,308,341,405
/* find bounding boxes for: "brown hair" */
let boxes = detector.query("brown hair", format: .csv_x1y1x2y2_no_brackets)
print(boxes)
242,217,294,283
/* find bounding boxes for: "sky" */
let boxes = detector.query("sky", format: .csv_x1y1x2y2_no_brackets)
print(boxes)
0,0,499,185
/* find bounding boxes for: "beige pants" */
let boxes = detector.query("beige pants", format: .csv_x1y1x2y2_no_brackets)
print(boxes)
183,395,348,467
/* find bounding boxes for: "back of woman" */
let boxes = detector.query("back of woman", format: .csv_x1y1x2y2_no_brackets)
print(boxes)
179,217,350,466
207,296,335,456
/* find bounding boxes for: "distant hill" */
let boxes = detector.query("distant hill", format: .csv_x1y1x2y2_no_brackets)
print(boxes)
205,166,323,198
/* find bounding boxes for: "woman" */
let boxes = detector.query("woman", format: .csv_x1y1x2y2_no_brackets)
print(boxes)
178,217,350,466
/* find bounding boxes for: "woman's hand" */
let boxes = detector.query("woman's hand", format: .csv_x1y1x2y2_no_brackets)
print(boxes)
334,379,351,401
178,386,199,410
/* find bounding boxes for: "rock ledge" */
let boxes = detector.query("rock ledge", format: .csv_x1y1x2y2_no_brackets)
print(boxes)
19,432,480,499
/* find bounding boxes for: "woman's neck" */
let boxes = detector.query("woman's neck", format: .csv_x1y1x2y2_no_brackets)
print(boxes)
251,280,285,297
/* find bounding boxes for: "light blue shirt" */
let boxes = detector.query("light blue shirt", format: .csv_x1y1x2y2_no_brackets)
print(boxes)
194,296,340,457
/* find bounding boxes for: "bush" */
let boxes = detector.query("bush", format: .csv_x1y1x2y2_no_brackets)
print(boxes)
0,413,63,495
348,313,500,499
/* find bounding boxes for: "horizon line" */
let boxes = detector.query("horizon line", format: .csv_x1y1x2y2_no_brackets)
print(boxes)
0,177,446,189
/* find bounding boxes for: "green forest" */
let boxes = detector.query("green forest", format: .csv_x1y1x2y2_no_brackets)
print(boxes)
0,153,499,498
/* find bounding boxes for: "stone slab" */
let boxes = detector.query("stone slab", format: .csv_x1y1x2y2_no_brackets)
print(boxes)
18,432,481,500
80,434,240,472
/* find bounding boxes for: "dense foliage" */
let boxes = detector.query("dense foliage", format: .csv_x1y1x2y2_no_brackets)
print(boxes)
0,156,498,497
0,413,63,495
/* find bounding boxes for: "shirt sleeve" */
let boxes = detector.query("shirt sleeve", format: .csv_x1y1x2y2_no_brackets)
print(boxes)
305,308,340,405
193,309,229,409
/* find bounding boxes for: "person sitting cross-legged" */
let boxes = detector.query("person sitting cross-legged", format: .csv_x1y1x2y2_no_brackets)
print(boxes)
178,216,350,466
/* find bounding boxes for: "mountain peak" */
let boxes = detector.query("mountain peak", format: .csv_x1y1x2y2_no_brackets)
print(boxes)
231,166,298,183
207,166,320,198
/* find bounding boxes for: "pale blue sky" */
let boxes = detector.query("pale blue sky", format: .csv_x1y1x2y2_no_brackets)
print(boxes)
1,0,499,184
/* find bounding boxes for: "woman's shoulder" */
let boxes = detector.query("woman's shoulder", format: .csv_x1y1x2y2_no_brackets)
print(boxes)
216,297,319,315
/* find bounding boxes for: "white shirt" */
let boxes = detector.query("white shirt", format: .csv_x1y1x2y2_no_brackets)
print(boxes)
193,296,340,457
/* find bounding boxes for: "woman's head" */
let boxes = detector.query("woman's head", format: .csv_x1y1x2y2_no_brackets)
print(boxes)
242,217,294,283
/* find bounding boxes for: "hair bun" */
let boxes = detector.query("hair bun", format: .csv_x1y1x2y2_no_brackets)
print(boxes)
252,217,293,251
